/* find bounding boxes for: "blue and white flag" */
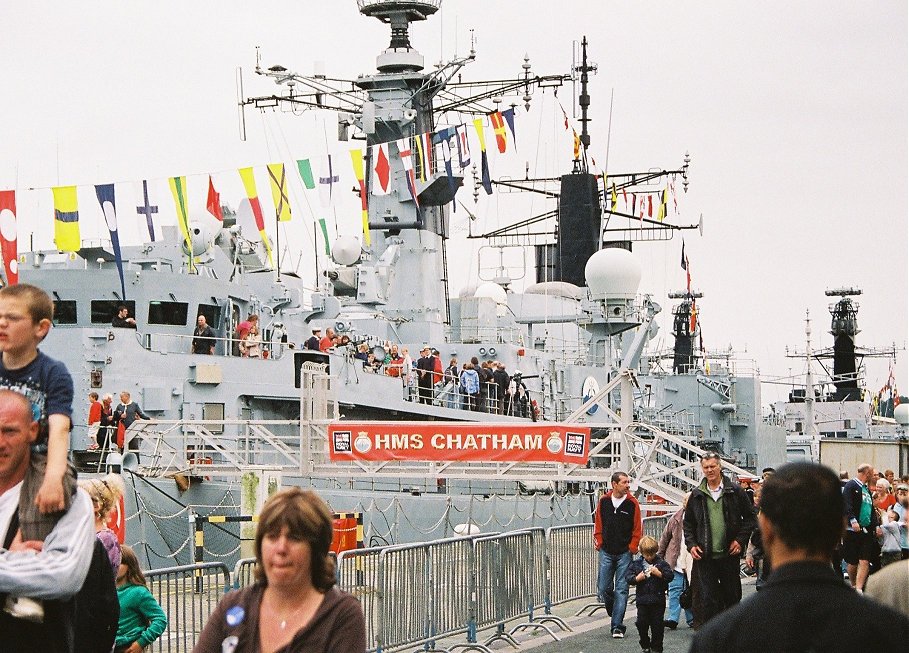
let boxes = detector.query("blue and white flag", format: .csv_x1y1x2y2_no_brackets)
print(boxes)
436,127,458,209
455,124,471,169
95,183,126,300
135,179,158,242
318,155,339,207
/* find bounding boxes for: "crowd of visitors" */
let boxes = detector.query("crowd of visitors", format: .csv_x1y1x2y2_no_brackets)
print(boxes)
302,333,537,416
593,454,909,652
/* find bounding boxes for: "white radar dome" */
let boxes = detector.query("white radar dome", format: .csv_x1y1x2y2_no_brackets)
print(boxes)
894,403,909,426
183,217,217,257
474,282,507,304
331,236,361,266
585,248,642,299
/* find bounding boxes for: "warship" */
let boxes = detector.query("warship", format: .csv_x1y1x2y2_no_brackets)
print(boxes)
772,287,905,463
11,0,782,566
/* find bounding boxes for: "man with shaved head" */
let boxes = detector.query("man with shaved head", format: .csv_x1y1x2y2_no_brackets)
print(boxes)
0,389,94,651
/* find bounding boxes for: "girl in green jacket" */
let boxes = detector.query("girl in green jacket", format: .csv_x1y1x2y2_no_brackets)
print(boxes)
115,545,168,653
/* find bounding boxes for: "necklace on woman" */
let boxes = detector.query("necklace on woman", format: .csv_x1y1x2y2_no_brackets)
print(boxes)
269,593,310,630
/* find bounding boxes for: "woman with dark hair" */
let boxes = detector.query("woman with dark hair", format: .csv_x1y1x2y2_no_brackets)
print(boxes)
193,488,366,653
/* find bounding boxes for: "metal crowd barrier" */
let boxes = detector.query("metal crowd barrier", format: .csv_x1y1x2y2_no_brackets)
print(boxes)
232,557,257,589
146,562,231,653
547,524,598,612
428,536,474,644
642,514,670,540
144,521,663,653
377,543,431,651
464,528,560,650
336,545,386,651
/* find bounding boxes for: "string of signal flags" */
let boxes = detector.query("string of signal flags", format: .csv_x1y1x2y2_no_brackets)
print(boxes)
0,105,676,287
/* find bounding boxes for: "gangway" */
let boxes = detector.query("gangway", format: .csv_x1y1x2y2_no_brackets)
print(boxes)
122,364,752,510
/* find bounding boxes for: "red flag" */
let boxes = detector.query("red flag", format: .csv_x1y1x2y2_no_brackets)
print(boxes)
206,176,223,221
489,111,508,153
0,190,18,285
690,299,697,332
647,194,653,218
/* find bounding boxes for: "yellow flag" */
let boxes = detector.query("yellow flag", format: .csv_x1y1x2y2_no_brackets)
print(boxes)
267,163,292,222
657,185,668,222
473,117,488,152
51,186,81,252
349,150,371,247
168,177,193,250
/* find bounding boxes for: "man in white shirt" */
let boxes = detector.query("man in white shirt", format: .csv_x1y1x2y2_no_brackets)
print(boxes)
0,389,94,652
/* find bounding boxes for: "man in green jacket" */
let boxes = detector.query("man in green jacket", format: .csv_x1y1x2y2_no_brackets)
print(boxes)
683,452,755,626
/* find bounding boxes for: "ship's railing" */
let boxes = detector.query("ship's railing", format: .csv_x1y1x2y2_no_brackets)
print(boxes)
411,379,541,419
124,420,304,478
140,330,290,360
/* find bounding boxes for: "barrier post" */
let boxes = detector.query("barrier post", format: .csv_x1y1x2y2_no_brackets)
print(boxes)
192,512,204,593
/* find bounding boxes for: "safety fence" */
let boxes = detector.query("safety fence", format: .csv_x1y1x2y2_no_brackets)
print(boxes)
146,562,231,653
144,517,672,653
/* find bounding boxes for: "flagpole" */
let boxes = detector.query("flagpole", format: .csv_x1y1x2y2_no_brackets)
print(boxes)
276,210,281,282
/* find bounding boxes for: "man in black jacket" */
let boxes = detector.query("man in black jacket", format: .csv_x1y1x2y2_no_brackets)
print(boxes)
690,462,908,652
683,452,755,626
841,462,880,590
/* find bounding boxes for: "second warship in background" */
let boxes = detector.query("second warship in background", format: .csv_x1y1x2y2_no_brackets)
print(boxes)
14,0,780,565
773,287,907,466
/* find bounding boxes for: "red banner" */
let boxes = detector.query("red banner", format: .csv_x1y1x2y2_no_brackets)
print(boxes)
328,422,590,464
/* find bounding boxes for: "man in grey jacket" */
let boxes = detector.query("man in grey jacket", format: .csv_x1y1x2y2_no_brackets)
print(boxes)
0,389,95,652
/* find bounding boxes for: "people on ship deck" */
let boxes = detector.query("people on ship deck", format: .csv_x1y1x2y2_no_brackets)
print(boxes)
304,328,321,351
111,306,136,329
191,315,216,355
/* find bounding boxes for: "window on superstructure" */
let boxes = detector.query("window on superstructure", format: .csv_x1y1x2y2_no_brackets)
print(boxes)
91,300,136,324
148,301,188,326
197,304,222,329
52,300,77,325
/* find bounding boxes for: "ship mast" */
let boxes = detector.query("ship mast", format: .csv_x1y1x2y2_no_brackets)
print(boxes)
239,0,576,340
803,311,820,461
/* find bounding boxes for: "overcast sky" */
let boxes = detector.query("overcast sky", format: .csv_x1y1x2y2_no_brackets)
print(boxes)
2,1,906,405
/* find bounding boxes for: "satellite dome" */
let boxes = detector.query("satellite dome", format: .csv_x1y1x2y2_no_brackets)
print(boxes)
474,282,507,304
895,403,909,426
332,236,361,266
585,248,641,299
